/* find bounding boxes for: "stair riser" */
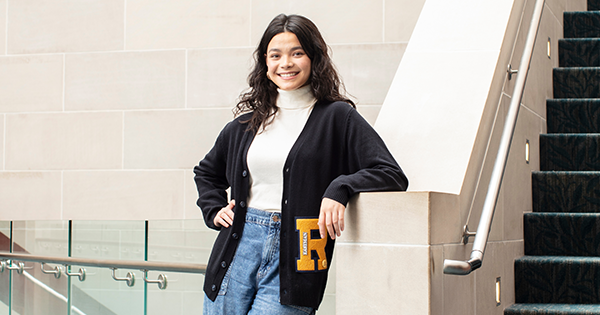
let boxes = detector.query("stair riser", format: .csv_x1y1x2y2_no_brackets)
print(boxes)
564,12,600,38
590,0,600,12
533,172,600,213
524,213,600,256
553,68,600,99
559,39,600,67
540,135,600,171
547,100,600,133
515,258,600,304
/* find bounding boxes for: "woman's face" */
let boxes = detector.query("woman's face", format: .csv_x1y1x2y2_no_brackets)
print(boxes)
265,32,311,91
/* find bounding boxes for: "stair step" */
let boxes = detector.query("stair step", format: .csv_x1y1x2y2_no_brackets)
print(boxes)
515,256,600,304
564,11,600,38
553,67,600,99
559,39,600,67
505,303,600,315
540,134,600,171
547,99,600,133
524,213,600,256
532,171,600,213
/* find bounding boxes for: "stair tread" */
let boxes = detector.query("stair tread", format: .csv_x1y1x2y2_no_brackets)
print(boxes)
516,255,600,263
506,303,600,315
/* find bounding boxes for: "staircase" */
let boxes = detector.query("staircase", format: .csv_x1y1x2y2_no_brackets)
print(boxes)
504,1,600,314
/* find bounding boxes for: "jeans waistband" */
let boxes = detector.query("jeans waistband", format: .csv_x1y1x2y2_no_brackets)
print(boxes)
245,207,281,226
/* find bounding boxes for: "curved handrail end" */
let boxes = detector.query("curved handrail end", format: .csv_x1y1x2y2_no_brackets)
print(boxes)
443,257,482,275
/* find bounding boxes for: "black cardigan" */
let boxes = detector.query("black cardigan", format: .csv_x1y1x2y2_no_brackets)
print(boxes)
194,100,408,308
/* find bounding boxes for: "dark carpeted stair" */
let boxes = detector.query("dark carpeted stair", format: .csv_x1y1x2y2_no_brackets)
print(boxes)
524,213,600,256
546,99,600,133
505,0,600,314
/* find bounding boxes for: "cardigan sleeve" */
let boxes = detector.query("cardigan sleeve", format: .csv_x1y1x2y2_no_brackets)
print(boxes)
194,126,230,230
322,108,408,205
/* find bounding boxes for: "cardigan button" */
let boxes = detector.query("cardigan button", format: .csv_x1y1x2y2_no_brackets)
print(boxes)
285,168,289,173
240,201,246,208
284,200,288,205
211,284,217,292
242,170,248,177
221,261,227,268
232,233,239,239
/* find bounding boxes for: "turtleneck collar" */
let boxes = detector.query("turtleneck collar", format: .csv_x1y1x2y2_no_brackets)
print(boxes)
276,85,316,110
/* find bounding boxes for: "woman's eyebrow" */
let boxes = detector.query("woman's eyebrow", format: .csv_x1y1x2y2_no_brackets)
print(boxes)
268,46,303,53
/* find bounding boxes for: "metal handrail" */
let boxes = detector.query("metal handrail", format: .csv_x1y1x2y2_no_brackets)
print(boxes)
443,0,546,275
0,252,206,274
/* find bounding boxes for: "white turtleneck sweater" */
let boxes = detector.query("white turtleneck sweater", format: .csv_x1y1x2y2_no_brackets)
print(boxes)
246,85,317,212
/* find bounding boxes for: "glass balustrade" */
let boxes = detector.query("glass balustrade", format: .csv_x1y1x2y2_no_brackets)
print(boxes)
0,220,335,315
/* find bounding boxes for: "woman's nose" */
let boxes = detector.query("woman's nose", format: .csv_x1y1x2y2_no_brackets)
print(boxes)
280,55,293,68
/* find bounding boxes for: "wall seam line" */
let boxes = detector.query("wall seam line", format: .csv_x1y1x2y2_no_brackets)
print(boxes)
124,0,127,50
182,170,186,220
2,114,5,170
4,0,7,55
249,0,252,46
2,107,229,115
382,0,385,42
62,54,66,111
60,170,64,219
185,49,188,108
122,111,125,169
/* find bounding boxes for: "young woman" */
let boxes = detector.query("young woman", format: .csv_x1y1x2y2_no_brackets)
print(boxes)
194,14,408,315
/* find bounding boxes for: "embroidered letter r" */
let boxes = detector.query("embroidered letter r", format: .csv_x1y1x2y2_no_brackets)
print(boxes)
295,218,327,272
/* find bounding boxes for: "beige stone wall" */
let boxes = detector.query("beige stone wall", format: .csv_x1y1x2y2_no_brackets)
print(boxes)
0,0,425,221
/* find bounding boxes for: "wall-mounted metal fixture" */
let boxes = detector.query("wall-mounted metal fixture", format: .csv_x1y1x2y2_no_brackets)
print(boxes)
525,139,530,164
40,262,62,279
507,64,518,80
462,225,477,244
496,277,502,306
142,269,167,290
111,267,135,287
64,266,86,282
6,261,27,274
547,37,551,59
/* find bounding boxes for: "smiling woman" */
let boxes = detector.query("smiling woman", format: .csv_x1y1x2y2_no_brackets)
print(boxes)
194,13,408,315
265,32,312,91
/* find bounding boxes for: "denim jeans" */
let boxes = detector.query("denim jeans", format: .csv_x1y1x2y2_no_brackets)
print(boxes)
203,207,315,315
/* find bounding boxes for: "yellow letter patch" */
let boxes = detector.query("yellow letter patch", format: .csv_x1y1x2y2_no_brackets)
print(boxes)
295,218,327,272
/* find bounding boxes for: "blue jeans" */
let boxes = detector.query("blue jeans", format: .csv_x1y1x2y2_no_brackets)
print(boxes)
203,207,315,315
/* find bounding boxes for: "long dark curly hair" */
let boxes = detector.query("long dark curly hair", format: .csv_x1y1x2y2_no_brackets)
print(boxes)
235,14,354,132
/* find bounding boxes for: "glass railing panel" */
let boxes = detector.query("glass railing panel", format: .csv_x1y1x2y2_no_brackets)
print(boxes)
146,220,212,315
70,221,145,315
11,221,69,315
0,222,10,314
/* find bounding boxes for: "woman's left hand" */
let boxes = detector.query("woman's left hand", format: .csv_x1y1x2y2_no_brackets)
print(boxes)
318,198,346,240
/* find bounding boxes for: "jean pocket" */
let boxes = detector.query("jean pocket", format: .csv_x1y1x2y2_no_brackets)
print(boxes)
217,255,237,296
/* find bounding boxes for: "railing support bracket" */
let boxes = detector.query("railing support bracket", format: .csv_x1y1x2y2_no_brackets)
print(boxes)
142,269,167,290
111,268,135,287
64,266,86,282
41,262,62,279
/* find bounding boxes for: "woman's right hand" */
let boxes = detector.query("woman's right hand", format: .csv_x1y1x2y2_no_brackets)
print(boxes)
214,200,235,228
